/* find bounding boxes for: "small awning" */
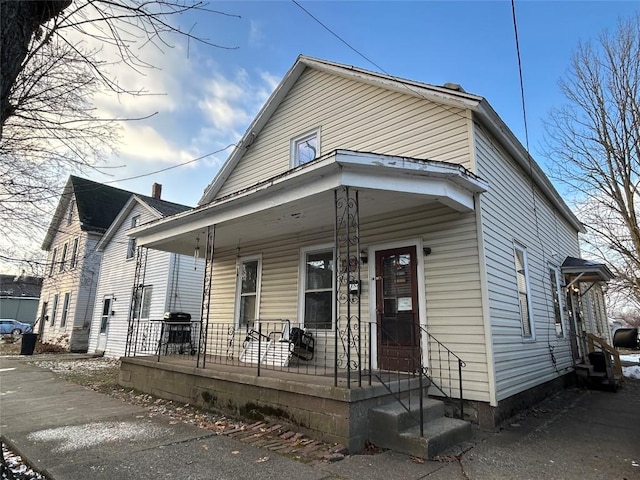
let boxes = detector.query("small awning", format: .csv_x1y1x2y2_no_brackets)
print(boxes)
561,256,614,285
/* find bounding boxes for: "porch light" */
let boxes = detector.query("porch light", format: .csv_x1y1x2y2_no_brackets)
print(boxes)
360,250,368,264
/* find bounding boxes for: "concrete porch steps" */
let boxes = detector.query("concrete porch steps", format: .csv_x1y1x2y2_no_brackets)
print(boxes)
368,396,472,459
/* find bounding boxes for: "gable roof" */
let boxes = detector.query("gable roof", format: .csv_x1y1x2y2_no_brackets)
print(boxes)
96,194,192,251
42,176,134,250
198,55,583,233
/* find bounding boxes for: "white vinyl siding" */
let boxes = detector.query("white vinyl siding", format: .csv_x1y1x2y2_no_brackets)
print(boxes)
87,201,204,358
474,123,581,402
206,202,490,403
215,68,471,199
37,212,101,351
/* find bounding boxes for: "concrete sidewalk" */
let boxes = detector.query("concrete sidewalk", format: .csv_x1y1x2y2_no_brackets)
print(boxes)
1,356,639,480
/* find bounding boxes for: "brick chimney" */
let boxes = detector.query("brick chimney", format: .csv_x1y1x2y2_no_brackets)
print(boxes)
151,183,162,200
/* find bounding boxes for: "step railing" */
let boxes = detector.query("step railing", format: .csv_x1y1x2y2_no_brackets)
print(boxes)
586,333,624,382
421,325,466,420
371,321,466,436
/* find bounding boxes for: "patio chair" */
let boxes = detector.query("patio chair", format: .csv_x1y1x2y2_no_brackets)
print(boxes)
239,320,315,366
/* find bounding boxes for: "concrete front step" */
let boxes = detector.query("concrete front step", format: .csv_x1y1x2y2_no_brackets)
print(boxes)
368,396,472,459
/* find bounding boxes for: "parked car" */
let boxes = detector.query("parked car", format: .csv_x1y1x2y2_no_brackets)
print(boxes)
0,319,33,336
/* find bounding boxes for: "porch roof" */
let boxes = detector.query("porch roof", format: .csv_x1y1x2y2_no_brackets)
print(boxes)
562,256,615,285
130,150,488,255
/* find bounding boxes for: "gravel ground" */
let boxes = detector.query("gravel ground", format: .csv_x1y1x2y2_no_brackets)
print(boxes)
1,441,46,480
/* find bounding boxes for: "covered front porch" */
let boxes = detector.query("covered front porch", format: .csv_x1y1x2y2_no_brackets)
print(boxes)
122,149,488,452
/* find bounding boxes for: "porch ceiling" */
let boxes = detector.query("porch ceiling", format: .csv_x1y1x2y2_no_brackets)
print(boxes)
132,150,488,255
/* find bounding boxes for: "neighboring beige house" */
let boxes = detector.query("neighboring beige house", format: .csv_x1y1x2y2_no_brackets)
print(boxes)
123,56,614,451
88,194,203,358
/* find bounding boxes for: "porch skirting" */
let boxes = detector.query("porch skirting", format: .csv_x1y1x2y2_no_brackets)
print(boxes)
119,357,421,452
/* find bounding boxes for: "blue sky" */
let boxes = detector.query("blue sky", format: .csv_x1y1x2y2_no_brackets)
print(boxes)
89,1,639,207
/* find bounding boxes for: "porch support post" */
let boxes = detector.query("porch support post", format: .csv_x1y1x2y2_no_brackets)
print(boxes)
197,225,215,369
125,246,148,357
334,186,362,388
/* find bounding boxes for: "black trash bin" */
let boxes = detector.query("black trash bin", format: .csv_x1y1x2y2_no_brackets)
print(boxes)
20,333,38,355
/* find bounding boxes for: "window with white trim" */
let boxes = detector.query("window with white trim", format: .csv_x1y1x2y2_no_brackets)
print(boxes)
127,216,140,259
59,242,68,272
236,256,261,327
51,294,59,326
549,266,565,337
514,243,534,339
70,238,79,269
49,248,57,276
60,292,71,327
290,129,319,167
300,247,334,330
132,285,152,320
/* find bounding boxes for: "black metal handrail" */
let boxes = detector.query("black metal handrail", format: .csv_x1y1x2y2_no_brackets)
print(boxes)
420,325,466,420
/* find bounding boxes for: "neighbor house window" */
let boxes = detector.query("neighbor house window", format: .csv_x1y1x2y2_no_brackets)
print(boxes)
549,267,565,337
300,247,334,330
49,248,57,276
126,216,140,259
70,238,79,269
290,128,320,167
236,256,261,327
132,285,152,320
59,242,68,272
60,292,71,327
67,200,75,225
51,294,59,326
514,243,534,339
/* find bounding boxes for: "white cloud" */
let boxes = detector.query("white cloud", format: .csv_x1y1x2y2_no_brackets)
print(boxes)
249,20,265,48
118,123,192,164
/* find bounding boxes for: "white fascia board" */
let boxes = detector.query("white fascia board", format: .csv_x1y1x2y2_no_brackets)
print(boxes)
133,150,486,246
339,170,476,212
474,101,584,233
334,150,488,194
134,172,341,247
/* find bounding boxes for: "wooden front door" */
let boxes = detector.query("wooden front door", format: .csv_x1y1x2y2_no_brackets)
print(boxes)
376,246,420,372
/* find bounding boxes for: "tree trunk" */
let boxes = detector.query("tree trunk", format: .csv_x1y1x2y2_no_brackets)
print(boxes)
0,0,70,136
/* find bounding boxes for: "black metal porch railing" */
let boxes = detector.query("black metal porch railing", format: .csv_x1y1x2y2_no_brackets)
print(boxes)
371,321,466,437
124,316,466,433
125,318,371,386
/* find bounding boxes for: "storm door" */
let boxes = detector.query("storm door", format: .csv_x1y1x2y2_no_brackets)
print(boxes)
376,246,420,372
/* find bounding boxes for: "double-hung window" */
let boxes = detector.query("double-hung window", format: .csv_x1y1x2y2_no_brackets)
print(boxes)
59,243,68,272
70,238,79,269
236,256,261,327
549,267,565,337
290,128,320,167
132,285,152,320
300,247,334,330
49,248,57,276
51,294,59,326
127,216,140,259
60,292,71,327
514,243,534,339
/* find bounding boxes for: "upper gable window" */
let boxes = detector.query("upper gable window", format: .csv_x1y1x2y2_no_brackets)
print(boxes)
67,200,75,225
126,216,140,260
290,129,320,168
